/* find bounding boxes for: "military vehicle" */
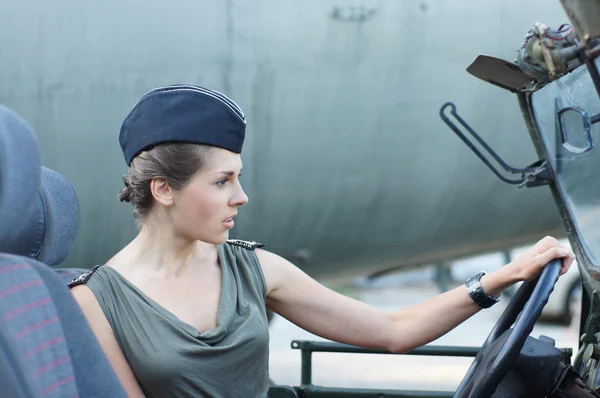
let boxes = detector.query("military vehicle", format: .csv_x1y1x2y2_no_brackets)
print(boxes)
0,0,570,281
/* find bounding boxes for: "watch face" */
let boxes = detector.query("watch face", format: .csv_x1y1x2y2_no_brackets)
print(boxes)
466,272,485,287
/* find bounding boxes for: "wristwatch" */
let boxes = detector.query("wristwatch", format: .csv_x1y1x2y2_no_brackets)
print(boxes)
465,271,500,309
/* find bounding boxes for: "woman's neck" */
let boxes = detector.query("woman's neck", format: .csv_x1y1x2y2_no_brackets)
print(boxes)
109,223,217,277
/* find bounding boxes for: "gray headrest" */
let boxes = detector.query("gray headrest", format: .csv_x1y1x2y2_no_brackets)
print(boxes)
0,167,80,266
0,105,80,266
37,167,80,265
0,105,42,243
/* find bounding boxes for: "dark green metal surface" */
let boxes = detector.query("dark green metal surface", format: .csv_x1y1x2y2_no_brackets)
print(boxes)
294,386,454,398
291,340,480,356
268,385,454,398
278,339,573,397
291,340,480,386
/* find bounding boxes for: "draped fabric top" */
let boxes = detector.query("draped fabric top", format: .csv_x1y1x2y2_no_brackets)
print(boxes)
77,241,270,398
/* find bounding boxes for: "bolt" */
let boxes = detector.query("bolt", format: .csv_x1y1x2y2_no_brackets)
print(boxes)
582,344,600,362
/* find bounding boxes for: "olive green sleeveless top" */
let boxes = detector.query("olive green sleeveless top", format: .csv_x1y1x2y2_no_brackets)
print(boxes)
72,240,270,398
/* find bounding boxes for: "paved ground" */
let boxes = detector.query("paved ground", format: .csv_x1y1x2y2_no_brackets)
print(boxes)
268,281,579,392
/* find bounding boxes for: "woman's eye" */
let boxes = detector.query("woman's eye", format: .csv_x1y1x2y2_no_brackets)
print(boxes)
216,178,229,186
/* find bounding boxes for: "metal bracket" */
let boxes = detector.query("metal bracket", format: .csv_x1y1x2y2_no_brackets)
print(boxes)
439,102,552,188
519,160,552,188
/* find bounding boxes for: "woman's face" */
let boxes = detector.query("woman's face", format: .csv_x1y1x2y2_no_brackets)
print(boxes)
169,148,248,244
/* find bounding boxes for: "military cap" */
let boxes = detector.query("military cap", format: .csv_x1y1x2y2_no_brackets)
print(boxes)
119,84,246,165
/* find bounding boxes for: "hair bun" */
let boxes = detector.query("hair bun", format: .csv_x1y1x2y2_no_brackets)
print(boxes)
118,176,134,203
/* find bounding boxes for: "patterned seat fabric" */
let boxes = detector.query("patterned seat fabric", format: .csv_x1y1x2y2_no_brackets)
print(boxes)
0,254,78,397
0,318,37,398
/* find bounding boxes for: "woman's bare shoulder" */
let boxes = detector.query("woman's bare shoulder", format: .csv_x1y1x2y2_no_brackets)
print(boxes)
255,248,301,295
70,284,105,323
70,277,146,397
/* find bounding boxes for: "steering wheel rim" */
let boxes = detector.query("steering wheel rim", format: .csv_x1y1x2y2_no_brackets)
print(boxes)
454,277,537,397
453,259,563,398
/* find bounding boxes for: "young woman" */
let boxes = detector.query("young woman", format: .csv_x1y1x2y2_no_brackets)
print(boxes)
70,85,575,398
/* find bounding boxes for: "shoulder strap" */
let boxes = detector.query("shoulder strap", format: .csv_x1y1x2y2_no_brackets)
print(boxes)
68,265,102,288
226,239,265,251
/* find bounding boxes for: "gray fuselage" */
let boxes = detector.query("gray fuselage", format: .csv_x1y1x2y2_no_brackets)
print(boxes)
0,0,569,280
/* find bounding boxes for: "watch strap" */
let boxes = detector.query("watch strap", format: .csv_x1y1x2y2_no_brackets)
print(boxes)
465,271,500,309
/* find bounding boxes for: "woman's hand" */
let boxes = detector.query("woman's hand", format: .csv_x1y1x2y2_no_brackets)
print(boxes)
507,236,575,281
481,236,575,297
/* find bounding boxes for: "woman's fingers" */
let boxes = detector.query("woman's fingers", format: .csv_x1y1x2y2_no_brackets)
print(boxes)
535,236,561,253
559,253,576,275
535,246,574,275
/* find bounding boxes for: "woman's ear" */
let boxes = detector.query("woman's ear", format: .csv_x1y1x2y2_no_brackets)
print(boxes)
150,177,174,207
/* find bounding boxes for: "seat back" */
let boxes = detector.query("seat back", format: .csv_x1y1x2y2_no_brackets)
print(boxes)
0,106,41,245
0,318,37,398
0,105,126,397
0,253,79,397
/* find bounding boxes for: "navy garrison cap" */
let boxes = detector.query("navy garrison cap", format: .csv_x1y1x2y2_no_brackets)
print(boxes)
119,84,247,165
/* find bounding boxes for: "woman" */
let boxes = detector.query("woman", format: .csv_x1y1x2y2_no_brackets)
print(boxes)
70,84,575,398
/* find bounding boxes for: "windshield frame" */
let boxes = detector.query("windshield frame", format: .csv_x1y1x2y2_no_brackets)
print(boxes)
521,68,600,278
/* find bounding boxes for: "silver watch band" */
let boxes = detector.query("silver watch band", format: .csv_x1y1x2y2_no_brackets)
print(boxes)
465,271,500,309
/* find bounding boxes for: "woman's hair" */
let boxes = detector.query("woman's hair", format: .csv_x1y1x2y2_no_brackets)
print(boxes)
118,143,214,226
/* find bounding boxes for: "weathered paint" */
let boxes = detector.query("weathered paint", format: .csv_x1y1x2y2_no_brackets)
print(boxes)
0,0,569,279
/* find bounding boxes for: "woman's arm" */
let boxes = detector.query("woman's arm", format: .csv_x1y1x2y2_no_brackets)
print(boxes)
259,236,575,353
71,285,146,398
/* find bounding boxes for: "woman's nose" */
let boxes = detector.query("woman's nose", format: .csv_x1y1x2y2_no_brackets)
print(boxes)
231,184,249,207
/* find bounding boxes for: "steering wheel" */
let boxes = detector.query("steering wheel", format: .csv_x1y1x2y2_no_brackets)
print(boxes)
454,259,563,398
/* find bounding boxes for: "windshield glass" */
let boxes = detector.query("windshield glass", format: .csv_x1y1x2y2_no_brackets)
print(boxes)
531,59,600,265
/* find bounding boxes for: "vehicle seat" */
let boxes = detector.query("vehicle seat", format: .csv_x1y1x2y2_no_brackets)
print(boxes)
0,105,127,397
0,154,89,281
0,321,37,398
